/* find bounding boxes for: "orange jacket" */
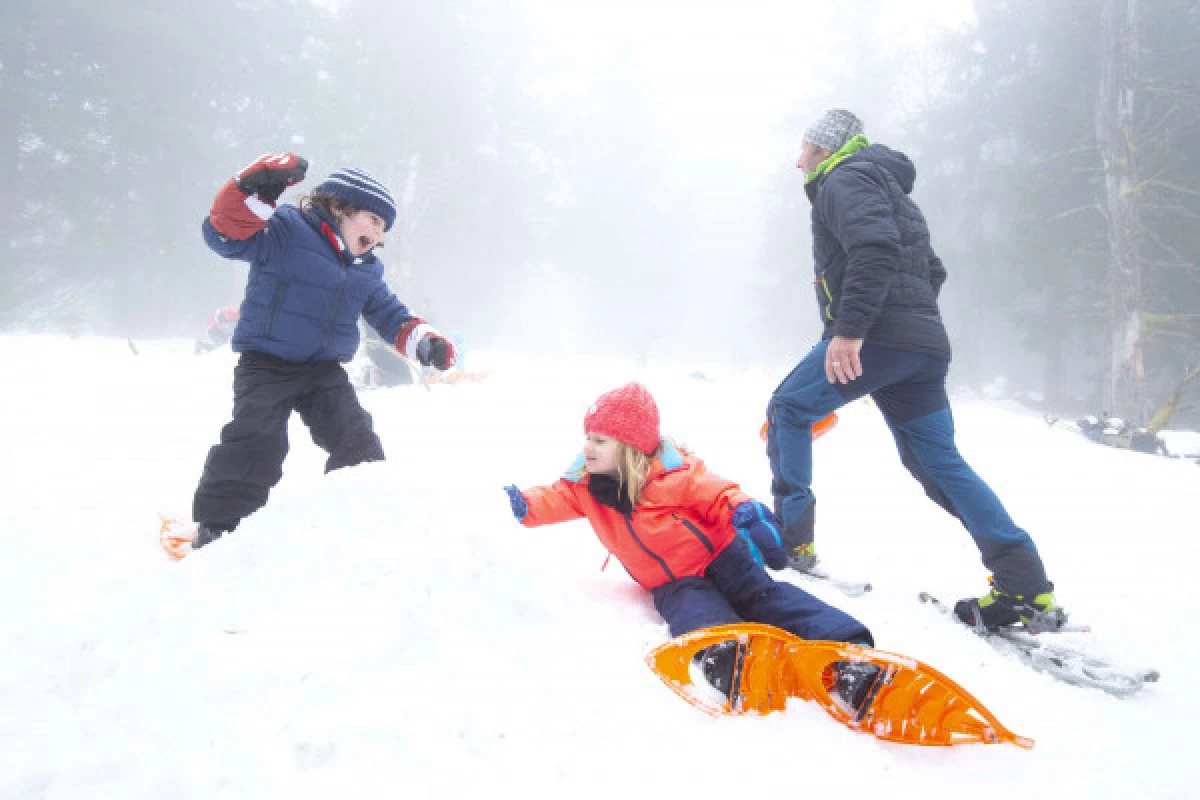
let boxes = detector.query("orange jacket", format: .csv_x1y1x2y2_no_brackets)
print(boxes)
519,441,750,589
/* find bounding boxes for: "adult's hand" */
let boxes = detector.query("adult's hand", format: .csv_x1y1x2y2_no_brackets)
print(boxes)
825,335,864,384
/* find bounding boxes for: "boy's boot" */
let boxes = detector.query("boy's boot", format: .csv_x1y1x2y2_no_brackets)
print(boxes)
954,580,1066,632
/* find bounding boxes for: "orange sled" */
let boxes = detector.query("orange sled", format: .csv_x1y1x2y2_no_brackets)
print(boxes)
646,623,1033,749
760,412,838,444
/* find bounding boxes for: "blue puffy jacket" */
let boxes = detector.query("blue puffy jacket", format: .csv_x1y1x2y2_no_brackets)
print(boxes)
202,205,414,363
805,144,951,360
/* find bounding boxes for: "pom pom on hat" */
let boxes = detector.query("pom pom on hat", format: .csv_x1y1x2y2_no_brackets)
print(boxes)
584,382,661,455
802,109,864,154
315,168,397,232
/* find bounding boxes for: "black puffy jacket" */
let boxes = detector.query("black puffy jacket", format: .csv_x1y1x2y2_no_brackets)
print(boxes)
805,144,951,360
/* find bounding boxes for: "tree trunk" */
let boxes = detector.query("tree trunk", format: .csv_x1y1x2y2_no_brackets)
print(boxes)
1146,363,1200,436
1095,0,1143,420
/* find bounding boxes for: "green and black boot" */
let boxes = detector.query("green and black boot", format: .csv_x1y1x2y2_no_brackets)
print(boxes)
954,580,1066,632
787,543,818,573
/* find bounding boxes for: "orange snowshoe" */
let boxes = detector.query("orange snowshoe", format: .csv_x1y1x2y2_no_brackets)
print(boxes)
646,623,1033,749
158,515,195,561
760,412,838,444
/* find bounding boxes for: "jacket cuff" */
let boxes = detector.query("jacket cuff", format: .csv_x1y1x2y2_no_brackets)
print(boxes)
394,318,432,360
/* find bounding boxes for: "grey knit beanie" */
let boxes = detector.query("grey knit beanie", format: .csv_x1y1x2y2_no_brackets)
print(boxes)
802,109,864,153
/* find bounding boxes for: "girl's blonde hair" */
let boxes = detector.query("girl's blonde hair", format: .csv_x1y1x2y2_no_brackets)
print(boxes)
588,438,690,508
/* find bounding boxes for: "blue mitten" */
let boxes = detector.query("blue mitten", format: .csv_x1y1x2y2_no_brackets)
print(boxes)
504,485,528,521
732,500,787,570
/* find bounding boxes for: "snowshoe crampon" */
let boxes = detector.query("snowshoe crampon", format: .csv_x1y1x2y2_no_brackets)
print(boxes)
646,623,1033,749
158,515,194,561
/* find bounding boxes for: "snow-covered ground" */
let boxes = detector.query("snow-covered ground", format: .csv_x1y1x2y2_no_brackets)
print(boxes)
2,334,1196,799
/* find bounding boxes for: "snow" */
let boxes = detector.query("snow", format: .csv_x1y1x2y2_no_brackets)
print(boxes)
1,334,1197,799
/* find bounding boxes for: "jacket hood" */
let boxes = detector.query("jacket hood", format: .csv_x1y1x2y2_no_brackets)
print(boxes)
845,143,917,194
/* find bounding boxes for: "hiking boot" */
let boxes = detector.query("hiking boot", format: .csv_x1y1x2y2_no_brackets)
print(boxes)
954,581,1066,632
693,640,740,698
829,661,884,718
192,523,227,550
787,543,818,573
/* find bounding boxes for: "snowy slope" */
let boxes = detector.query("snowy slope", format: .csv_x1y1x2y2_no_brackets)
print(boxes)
1,334,1196,799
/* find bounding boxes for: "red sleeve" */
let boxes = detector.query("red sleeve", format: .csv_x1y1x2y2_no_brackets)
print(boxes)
520,479,587,527
682,459,751,529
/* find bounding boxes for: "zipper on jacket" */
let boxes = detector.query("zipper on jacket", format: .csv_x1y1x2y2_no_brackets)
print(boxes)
267,281,289,337
816,273,835,321
623,513,676,583
673,513,715,554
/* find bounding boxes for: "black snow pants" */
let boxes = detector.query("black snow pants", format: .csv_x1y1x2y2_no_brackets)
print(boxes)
192,350,385,530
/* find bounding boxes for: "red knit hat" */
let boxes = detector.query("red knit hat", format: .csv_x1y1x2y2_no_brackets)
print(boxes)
584,382,661,455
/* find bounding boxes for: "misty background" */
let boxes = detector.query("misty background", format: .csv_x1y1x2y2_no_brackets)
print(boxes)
3,0,1198,426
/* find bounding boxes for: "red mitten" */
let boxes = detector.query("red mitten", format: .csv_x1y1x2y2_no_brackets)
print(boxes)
395,319,457,370
209,153,307,240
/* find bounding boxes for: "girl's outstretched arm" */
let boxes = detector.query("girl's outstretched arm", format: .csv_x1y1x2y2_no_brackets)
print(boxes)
505,481,585,527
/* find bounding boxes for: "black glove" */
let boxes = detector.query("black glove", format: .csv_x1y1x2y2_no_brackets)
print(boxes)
235,152,308,204
416,333,456,371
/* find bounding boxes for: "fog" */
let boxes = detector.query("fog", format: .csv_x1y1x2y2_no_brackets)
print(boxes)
4,0,1198,425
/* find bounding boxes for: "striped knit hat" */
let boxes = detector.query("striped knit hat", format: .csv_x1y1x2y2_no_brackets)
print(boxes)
315,168,397,231
584,382,661,455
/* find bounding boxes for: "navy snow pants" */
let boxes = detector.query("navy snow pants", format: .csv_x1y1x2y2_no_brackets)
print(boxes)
765,339,1051,597
193,350,385,530
651,537,873,646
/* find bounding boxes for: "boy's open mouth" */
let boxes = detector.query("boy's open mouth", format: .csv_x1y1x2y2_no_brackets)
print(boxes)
359,236,373,250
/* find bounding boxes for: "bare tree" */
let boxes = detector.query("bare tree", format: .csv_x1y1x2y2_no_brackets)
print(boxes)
1095,0,1144,419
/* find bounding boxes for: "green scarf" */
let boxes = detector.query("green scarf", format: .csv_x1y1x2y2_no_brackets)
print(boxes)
806,134,871,183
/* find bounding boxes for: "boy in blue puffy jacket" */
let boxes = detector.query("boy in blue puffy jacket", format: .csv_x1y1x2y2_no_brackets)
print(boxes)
189,153,455,551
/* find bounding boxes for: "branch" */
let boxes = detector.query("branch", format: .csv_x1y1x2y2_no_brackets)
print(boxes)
1139,259,1198,271
1032,144,1100,165
1136,218,1193,266
1143,179,1200,198
1050,203,1105,222
1140,86,1200,101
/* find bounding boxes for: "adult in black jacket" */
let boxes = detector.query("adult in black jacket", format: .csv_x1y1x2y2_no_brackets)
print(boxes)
765,109,1066,631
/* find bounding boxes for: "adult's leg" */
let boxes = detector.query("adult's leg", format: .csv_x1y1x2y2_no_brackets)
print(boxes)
295,362,386,473
192,352,299,530
766,340,918,550
706,539,873,645
873,356,1052,597
766,340,848,549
